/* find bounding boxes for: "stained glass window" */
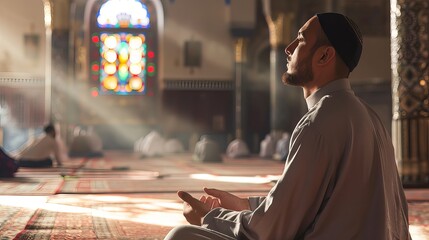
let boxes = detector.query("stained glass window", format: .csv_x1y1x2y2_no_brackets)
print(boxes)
98,33,147,95
97,0,150,28
91,0,157,96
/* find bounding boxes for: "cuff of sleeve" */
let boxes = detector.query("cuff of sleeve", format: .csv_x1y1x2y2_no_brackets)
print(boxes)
202,208,241,228
248,196,265,211
202,207,223,226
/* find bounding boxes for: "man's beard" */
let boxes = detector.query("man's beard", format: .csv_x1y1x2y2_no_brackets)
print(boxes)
282,55,313,86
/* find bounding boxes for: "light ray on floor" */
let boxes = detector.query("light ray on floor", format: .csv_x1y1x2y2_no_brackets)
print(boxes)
190,173,274,184
0,195,186,227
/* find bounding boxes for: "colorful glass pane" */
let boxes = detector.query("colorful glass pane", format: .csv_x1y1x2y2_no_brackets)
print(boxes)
99,32,147,95
97,0,150,29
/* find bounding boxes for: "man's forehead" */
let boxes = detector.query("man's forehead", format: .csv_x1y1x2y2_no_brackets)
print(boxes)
299,16,319,35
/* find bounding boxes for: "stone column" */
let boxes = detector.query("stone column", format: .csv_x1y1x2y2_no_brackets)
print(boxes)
225,37,251,158
234,37,246,140
50,0,70,139
265,12,302,136
391,0,429,186
42,0,53,122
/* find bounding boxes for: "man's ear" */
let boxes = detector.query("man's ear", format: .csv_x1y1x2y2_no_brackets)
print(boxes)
318,46,335,64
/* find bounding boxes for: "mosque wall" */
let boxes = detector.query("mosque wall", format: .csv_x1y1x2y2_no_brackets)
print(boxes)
351,37,391,83
0,0,45,75
0,0,46,150
0,0,392,91
162,0,234,81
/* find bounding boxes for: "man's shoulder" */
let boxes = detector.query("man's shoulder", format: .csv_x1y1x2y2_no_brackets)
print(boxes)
302,94,357,134
306,95,343,121
312,91,362,116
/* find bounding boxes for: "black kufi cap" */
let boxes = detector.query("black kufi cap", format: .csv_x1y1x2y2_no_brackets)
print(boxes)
316,13,363,72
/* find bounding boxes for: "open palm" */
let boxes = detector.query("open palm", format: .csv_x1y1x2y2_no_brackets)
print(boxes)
204,188,250,211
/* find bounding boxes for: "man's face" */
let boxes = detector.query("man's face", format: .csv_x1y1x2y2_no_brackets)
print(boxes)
282,16,319,86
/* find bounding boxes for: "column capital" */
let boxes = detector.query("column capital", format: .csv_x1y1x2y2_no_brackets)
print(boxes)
234,37,248,63
49,0,70,30
266,13,294,48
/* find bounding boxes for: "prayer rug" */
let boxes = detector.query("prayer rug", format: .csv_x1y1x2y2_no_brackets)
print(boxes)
190,157,285,176
406,189,429,201
14,209,100,239
0,205,37,239
84,152,283,171
408,201,429,239
85,154,284,177
0,178,63,195
71,170,160,179
14,197,185,240
83,157,112,170
82,157,189,176
58,177,274,194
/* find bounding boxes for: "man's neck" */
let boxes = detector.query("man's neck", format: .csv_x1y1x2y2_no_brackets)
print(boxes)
303,76,348,98
303,86,318,98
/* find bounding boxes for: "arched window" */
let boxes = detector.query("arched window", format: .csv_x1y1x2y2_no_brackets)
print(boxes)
89,0,158,96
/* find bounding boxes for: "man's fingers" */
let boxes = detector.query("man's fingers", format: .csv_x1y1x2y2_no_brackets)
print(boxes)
204,188,227,198
178,191,201,207
204,196,214,206
211,199,221,208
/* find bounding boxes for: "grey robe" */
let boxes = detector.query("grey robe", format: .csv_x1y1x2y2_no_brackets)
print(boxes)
167,78,411,240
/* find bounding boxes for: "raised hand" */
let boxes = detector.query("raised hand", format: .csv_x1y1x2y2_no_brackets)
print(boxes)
177,191,220,225
204,188,250,211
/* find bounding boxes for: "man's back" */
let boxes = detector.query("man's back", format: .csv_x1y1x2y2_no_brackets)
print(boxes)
17,134,57,160
196,79,410,239
299,79,410,239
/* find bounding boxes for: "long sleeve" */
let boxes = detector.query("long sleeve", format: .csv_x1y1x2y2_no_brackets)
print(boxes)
248,197,265,211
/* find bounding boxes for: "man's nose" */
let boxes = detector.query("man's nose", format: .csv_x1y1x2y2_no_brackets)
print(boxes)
285,39,297,56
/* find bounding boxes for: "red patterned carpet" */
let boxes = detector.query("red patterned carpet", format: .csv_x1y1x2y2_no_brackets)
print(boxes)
59,177,274,194
14,208,174,239
13,194,182,239
0,151,427,239
0,205,37,238
408,201,429,238
0,178,63,195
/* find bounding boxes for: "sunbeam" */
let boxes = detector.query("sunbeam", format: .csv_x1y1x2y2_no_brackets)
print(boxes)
0,195,186,227
190,173,277,184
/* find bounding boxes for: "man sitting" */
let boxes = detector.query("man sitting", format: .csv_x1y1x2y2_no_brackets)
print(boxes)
15,123,63,168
